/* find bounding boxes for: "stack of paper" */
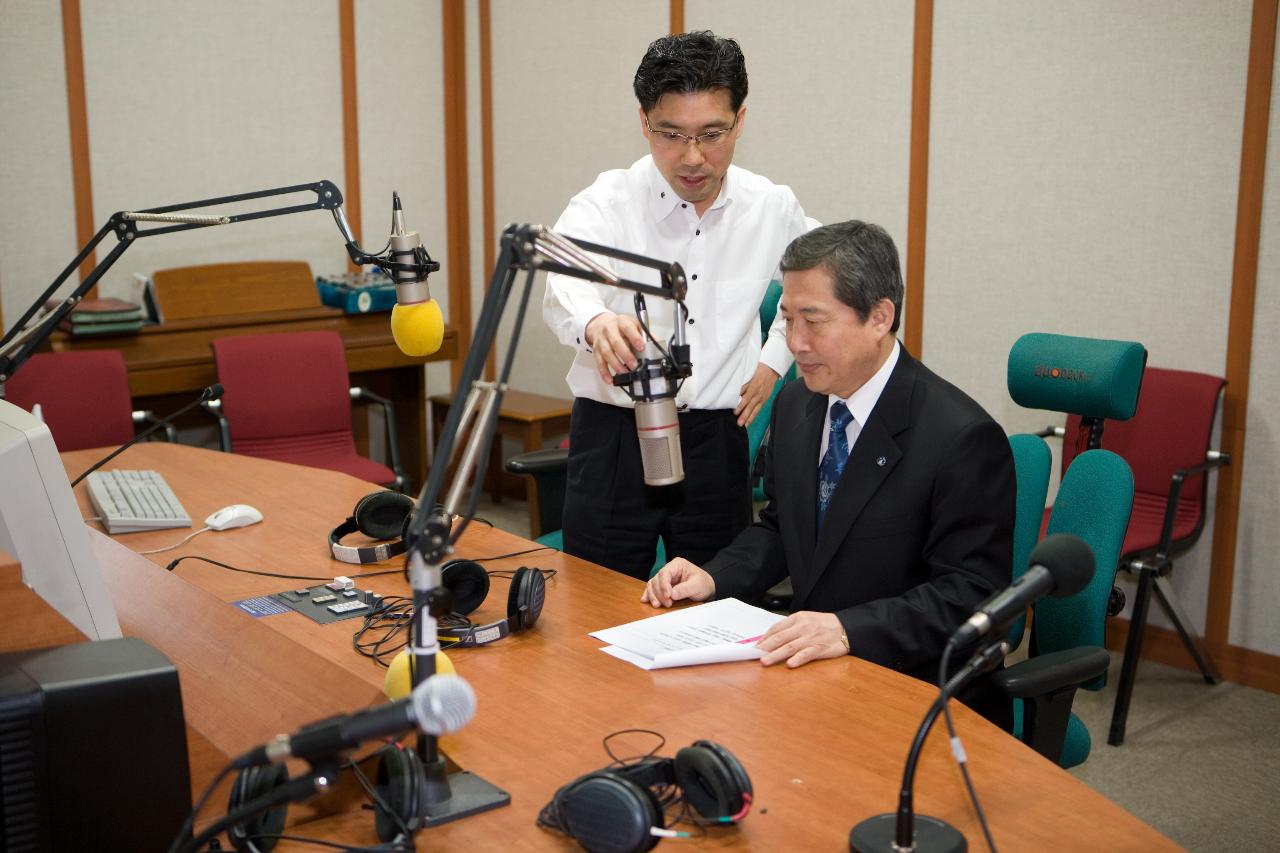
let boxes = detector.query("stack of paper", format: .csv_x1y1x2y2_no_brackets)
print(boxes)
590,598,784,670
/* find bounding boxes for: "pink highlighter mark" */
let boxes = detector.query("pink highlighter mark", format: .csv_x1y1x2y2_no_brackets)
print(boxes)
737,634,764,645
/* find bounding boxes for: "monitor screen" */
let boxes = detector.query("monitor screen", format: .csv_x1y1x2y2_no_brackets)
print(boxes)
0,399,121,640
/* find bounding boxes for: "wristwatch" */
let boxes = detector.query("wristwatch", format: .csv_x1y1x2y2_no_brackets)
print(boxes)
839,630,850,654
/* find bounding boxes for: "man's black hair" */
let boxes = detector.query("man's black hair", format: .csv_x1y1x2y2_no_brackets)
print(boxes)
633,31,748,113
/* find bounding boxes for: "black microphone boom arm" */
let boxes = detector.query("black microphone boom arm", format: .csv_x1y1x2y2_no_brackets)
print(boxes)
0,180,437,389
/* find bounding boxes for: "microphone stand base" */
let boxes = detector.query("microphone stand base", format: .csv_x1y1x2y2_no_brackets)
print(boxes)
419,756,511,827
849,813,966,852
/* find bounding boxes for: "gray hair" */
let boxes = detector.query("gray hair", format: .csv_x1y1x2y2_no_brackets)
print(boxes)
779,221,903,333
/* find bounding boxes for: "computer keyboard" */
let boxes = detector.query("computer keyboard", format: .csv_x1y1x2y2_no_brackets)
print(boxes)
85,469,192,534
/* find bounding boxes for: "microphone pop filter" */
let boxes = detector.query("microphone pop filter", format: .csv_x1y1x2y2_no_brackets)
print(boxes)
391,299,445,357
1029,533,1094,598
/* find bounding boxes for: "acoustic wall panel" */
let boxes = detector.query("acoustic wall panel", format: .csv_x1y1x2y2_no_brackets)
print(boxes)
925,1,1248,433
686,0,914,255
79,1,348,299
0,1,79,330
489,0,666,399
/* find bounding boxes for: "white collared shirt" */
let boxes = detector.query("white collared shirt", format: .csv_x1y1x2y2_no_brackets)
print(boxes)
819,341,901,464
542,155,810,410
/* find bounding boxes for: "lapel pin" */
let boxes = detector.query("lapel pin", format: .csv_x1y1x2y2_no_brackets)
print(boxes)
876,456,888,467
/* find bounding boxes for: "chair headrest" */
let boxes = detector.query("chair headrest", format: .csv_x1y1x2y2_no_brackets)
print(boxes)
1008,333,1147,420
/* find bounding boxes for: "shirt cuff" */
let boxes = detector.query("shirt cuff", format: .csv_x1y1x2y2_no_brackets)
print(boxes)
760,337,794,378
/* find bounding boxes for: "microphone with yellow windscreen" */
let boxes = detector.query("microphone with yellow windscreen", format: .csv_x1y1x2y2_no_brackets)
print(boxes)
388,192,444,357
383,648,456,700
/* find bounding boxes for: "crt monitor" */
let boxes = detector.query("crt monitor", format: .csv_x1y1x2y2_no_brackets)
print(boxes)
0,398,120,640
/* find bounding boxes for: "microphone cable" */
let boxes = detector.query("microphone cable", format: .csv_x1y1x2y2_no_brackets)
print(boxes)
938,639,999,853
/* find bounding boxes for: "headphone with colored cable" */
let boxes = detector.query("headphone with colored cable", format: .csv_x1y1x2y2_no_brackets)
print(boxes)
538,738,753,853
434,559,547,647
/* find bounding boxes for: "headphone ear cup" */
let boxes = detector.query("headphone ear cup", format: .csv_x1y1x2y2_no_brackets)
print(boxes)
226,763,289,852
560,772,662,853
373,744,426,842
441,559,489,615
674,741,751,819
354,491,415,540
507,568,546,633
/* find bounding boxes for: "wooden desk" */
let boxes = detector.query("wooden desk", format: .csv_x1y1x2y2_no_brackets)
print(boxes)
51,307,457,487
430,390,572,533
62,444,1179,851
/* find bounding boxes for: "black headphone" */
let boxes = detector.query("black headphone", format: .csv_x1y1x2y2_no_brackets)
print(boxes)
541,740,753,853
329,492,414,564
225,763,290,852
435,559,546,646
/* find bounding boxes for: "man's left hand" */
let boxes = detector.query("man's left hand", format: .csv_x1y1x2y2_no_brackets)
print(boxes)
735,363,780,427
757,611,847,668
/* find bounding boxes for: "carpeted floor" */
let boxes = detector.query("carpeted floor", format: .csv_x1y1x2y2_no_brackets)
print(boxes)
476,496,1280,852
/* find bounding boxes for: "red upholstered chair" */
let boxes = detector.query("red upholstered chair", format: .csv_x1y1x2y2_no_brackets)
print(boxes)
1048,366,1228,747
2,350,173,451
208,330,407,490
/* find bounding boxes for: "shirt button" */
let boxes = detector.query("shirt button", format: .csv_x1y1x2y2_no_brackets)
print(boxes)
688,318,695,325
661,192,666,198
695,229,701,236
692,274,698,280
681,203,687,209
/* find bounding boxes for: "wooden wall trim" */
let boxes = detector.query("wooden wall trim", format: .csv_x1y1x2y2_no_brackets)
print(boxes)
481,0,496,382
338,0,362,273
903,0,933,357
670,0,684,35
1106,618,1280,695
442,0,472,388
60,0,95,289
1206,0,1277,646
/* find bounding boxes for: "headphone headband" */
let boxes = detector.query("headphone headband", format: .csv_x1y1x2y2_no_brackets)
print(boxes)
329,516,408,564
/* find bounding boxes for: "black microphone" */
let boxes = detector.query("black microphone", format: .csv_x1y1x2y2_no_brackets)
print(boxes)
70,383,223,487
849,639,1010,853
950,533,1094,648
231,674,475,769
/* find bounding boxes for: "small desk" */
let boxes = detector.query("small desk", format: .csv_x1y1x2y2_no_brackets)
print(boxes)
430,390,571,532
62,443,1179,851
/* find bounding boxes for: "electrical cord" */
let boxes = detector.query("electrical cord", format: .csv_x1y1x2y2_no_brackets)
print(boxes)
139,526,212,555
938,641,998,853
164,554,401,582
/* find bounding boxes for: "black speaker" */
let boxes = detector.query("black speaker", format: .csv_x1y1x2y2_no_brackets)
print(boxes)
0,638,192,852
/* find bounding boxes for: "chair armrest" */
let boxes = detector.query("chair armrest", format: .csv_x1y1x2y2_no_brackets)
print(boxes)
350,387,408,492
505,448,569,476
1157,452,1233,555
991,646,1110,700
200,400,232,452
133,410,178,442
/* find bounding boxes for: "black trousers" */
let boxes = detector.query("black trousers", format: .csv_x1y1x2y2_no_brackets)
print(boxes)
562,398,752,581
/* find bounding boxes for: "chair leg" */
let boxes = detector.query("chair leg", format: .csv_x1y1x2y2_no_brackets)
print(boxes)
1109,567,1155,747
1152,576,1222,684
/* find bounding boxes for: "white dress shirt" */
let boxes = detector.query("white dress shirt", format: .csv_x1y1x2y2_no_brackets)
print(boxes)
819,341,901,464
542,155,810,410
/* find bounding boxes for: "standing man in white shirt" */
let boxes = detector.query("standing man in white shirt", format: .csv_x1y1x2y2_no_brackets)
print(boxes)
542,31,811,580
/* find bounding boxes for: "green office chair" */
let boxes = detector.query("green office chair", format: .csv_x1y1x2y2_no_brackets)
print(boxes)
507,281,790,575
1005,433,1053,649
993,332,1144,768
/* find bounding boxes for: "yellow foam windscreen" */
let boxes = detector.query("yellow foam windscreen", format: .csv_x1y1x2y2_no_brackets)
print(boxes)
383,649,456,700
390,299,445,357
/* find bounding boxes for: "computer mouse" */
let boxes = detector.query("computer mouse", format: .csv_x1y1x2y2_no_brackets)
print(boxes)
205,504,264,531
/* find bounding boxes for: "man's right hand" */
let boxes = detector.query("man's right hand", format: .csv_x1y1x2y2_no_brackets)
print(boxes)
585,312,646,385
640,558,716,608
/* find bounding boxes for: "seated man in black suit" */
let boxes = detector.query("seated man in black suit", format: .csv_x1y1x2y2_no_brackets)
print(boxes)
641,220,1015,726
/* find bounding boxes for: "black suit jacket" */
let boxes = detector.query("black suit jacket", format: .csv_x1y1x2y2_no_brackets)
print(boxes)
705,347,1015,721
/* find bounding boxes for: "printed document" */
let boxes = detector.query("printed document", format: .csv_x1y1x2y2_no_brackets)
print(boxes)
590,598,785,670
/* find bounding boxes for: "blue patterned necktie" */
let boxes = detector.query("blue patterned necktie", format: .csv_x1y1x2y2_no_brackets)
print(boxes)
817,401,854,530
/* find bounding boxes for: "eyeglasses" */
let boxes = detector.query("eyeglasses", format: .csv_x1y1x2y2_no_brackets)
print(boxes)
645,118,737,149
